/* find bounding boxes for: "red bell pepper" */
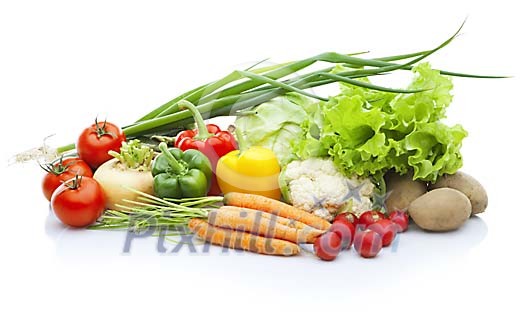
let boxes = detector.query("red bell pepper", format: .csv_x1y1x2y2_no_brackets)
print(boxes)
174,100,237,195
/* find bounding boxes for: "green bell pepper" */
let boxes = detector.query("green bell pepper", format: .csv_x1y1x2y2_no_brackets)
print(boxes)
152,142,212,198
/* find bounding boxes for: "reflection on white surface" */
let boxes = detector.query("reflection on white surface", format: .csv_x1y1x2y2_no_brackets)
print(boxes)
44,210,487,261
42,210,489,297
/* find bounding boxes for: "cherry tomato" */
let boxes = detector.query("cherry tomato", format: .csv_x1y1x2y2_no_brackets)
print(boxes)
358,210,386,229
41,157,93,201
388,210,409,232
77,119,126,169
51,176,106,227
314,231,342,261
354,229,382,258
368,219,398,247
334,212,359,226
330,218,356,250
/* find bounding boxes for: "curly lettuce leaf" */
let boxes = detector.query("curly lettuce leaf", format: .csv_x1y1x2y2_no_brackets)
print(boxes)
236,62,465,183
405,122,467,180
316,63,464,182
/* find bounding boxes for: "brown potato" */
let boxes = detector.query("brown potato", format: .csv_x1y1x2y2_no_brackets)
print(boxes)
409,188,472,232
429,171,488,215
385,171,427,213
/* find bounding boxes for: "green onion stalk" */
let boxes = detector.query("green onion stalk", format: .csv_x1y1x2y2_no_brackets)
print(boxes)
56,22,505,154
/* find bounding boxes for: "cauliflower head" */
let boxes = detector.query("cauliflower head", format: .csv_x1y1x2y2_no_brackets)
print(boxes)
280,158,375,221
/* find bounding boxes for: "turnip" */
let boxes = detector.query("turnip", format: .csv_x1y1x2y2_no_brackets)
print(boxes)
94,139,155,210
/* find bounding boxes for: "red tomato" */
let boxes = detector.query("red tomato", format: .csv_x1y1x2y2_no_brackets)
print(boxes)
354,229,382,258
334,212,359,226
51,176,106,227
330,219,356,250
358,210,386,229
314,231,342,261
368,219,398,247
77,119,126,169
388,210,409,232
41,157,93,201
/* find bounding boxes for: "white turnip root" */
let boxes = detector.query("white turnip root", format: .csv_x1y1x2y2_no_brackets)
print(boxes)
94,140,155,210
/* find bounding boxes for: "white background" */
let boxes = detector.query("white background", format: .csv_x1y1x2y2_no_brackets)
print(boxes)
1,0,523,315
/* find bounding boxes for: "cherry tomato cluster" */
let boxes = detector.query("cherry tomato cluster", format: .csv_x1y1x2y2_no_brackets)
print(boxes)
313,209,410,261
42,120,125,227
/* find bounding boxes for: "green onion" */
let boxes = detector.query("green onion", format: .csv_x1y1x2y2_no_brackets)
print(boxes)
57,23,505,154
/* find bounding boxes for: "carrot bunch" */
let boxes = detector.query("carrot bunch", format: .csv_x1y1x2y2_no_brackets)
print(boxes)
91,190,331,256
189,193,331,256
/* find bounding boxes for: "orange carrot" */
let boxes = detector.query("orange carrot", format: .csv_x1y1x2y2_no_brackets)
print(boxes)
223,192,331,230
219,205,309,229
208,207,324,243
188,218,300,256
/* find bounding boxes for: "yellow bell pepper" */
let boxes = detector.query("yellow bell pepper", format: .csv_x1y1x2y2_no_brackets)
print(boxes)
216,130,281,200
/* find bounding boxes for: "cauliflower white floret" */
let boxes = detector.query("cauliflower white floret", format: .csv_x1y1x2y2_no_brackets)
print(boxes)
288,177,317,211
345,177,375,216
351,195,374,216
282,158,375,221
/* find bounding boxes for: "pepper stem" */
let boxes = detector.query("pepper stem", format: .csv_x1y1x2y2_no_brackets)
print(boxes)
151,135,176,144
158,142,186,174
235,128,248,154
177,100,213,140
